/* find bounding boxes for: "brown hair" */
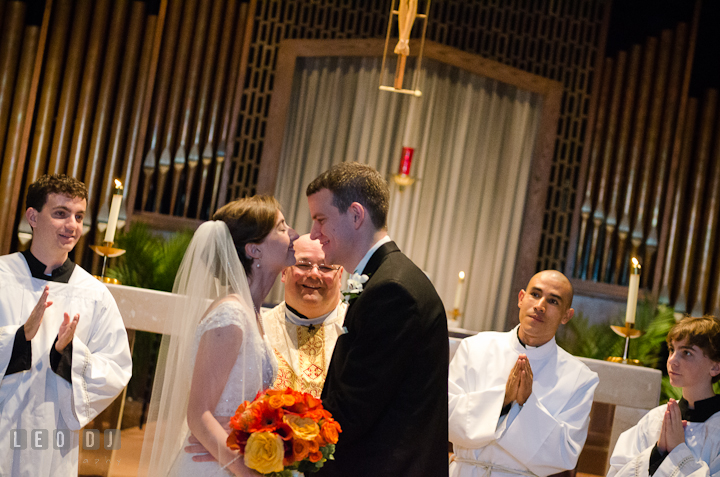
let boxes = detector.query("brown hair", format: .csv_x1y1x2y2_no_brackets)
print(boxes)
667,316,720,383
306,162,389,230
27,174,88,211
212,196,280,276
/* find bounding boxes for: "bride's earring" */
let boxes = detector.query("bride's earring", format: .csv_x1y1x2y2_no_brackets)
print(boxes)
256,260,261,268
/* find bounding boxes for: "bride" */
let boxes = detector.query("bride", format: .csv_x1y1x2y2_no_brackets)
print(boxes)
139,196,298,476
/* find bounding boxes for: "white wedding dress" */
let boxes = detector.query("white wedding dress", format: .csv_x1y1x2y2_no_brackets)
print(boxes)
139,220,277,477
167,300,278,476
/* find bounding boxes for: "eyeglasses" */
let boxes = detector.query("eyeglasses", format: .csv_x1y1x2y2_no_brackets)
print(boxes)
293,260,340,274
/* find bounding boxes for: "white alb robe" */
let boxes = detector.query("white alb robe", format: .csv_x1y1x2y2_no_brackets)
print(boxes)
448,327,599,477
262,301,346,398
608,404,720,477
0,252,132,476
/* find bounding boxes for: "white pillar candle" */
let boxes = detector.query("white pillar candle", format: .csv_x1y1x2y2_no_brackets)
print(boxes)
625,257,641,325
453,271,465,309
104,179,124,244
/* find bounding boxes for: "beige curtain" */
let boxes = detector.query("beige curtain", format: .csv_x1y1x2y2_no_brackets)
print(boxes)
272,57,542,332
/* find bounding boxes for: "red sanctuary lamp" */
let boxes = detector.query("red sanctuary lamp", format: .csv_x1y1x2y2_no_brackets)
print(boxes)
393,146,416,190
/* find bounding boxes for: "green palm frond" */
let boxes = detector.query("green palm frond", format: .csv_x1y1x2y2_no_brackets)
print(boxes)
106,222,194,292
557,300,676,365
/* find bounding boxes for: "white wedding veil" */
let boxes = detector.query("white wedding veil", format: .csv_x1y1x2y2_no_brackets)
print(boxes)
138,220,255,475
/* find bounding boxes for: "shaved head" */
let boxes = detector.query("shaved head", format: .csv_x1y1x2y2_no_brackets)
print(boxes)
526,270,573,309
517,270,575,347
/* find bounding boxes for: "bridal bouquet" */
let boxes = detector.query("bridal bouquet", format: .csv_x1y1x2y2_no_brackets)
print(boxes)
227,387,341,476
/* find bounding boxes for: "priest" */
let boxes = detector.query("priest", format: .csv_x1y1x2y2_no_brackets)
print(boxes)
262,233,347,398
448,270,599,477
0,174,132,475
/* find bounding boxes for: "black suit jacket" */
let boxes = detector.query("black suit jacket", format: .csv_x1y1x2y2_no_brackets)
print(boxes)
318,242,449,477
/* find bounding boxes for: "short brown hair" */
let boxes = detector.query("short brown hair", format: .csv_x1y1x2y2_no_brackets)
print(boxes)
667,316,720,383
306,162,389,230
27,174,88,211
212,196,280,276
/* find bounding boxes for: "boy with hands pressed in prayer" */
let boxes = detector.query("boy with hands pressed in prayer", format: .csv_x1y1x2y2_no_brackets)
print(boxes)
608,316,720,477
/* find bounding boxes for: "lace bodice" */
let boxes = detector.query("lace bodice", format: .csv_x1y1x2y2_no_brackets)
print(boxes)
192,300,277,416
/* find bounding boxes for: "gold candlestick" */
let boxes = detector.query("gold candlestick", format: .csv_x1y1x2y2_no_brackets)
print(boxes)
447,307,462,329
607,258,643,365
90,241,126,284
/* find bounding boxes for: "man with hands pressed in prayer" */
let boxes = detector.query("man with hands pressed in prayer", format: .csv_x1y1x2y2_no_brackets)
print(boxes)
0,174,132,475
504,353,533,410
448,270,599,477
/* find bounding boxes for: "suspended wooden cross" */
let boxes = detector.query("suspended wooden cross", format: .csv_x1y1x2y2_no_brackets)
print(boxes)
380,0,430,97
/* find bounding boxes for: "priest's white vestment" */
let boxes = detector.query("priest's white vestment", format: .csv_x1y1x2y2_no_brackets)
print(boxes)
608,404,720,477
262,301,346,398
448,327,599,477
0,252,132,476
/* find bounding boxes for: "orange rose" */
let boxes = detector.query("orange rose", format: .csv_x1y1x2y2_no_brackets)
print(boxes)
282,393,296,406
305,394,321,410
301,408,328,421
314,432,327,448
309,450,323,463
292,438,312,461
268,395,285,409
320,420,341,444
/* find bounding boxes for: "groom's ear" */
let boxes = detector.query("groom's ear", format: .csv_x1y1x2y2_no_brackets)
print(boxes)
348,202,365,230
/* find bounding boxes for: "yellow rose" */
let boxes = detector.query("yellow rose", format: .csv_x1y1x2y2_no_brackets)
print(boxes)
283,414,320,441
243,431,284,474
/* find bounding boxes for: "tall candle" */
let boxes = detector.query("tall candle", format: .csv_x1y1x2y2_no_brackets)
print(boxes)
625,257,641,325
399,147,414,176
104,179,124,244
453,271,465,309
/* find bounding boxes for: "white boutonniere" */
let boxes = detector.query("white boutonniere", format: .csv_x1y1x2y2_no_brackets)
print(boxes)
342,273,369,303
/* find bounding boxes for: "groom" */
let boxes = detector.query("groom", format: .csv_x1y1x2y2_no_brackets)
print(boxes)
307,162,449,477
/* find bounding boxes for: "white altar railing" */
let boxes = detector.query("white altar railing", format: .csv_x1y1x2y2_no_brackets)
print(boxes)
110,284,662,476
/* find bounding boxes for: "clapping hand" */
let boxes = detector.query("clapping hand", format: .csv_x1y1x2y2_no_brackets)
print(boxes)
504,354,534,407
657,398,687,454
24,285,53,340
55,312,79,352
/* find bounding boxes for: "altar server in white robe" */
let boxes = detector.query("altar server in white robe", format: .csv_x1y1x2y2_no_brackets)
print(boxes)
262,234,346,398
0,175,132,476
448,270,599,477
608,316,720,477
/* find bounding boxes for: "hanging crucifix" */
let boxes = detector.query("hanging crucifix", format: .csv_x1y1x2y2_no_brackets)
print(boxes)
380,0,430,96
394,0,418,89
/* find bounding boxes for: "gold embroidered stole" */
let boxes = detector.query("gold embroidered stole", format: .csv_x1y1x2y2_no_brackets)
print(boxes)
272,325,327,398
